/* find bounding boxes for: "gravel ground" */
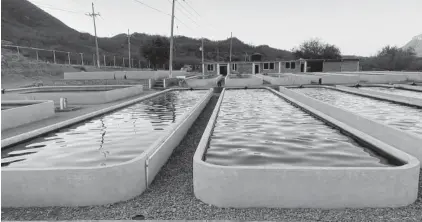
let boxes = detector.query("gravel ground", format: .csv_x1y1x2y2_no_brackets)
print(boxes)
2,94,422,221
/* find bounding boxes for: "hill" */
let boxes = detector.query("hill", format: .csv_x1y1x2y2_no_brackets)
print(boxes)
403,33,422,57
1,0,293,68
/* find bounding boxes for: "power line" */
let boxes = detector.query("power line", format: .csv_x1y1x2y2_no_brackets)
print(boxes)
133,0,171,16
132,0,194,31
178,0,218,32
32,3,86,14
182,0,201,17
176,0,197,19
175,1,199,26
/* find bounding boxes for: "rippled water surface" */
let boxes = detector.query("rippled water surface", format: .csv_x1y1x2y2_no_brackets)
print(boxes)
2,90,208,168
359,87,422,99
205,89,393,167
294,88,422,136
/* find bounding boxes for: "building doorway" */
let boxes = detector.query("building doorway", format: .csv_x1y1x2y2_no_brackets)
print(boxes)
219,65,228,76
307,60,323,72
254,64,260,74
301,63,305,72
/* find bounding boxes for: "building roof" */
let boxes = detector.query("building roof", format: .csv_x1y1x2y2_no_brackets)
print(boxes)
203,58,359,64
305,58,360,62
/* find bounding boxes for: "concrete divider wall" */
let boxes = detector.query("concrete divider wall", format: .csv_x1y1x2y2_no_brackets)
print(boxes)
225,75,263,87
5,85,131,93
146,89,213,185
104,85,144,103
1,100,55,131
279,86,422,162
53,79,150,88
317,74,360,85
1,155,148,207
193,87,420,208
64,71,189,80
401,74,422,82
1,88,213,207
256,74,274,84
334,85,422,108
394,84,422,92
185,75,223,88
2,85,144,105
257,72,415,86
268,74,319,85
331,72,413,83
358,74,408,84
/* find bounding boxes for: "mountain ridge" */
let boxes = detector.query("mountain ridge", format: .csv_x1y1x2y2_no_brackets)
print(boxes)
403,33,422,57
1,0,293,68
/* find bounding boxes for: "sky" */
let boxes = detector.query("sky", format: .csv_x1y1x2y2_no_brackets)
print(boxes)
28,0,422,56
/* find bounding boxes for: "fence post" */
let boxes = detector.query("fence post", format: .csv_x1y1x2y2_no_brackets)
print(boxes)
68,52,71,65
16,46,20,55
53,50,56,64
36,50,39,61
103,55,106,67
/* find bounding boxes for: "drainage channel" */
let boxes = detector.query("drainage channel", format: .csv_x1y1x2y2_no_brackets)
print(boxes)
1,90,208,168
205,89,398,167
293,87,422,136
357,86,422,99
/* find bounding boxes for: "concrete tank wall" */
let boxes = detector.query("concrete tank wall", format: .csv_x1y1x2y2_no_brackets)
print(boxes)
1,100,55,131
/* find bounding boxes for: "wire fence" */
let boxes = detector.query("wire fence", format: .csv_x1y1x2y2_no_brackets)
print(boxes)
1,44,147,69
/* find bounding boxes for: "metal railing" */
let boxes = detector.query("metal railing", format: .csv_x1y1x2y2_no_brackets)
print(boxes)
1,44,145,69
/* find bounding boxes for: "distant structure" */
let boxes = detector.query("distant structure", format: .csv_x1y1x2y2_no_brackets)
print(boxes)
250,53,263,62
203,58,359,76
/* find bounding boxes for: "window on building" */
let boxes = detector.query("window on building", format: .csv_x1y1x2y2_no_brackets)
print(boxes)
263,62,275,70
291,62,296,69
207,64,214,71
232,63,237,71
285,62,291,69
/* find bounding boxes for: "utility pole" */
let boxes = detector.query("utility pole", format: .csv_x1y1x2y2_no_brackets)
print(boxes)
169,0,176,78
128,29,131,68
216,45,219,62
87,2,101,68
229,32,233,62
201,38,205,75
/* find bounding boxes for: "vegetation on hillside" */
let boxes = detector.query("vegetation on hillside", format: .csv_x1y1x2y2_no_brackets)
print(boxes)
360,46,422,71
292,39,342,60
141,37,170,70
